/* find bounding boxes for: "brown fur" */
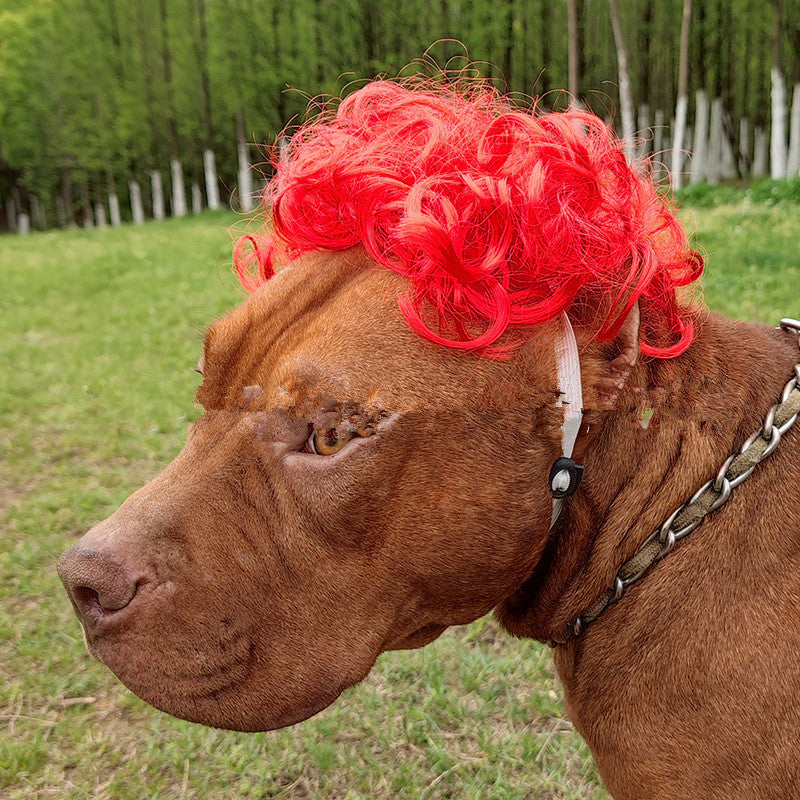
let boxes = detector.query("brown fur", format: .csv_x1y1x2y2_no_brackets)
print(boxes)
58,250,800,799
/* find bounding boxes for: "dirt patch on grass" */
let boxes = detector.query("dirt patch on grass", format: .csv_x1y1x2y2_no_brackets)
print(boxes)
0,481,40,520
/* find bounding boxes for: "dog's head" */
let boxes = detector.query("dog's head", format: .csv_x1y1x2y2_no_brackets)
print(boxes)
58,80,701,731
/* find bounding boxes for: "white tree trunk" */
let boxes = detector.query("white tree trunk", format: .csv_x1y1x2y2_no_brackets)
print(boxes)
670,96,688,189
722,134,736,179
130,180,146,225
109,193,122,227
170,158,187,217
753,127,769,176
739,117,751,173
609,0,635,161
203,149,221,210
786,83,800,177
690,90,710,183
706,97,724,186
18,212,30,235
238,142,254,213
771,66,788,179
191,182,203,214
151,171,165,221
94,202,108,228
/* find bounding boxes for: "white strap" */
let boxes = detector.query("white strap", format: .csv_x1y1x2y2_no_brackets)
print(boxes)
555,314,583,457
550,314,584,528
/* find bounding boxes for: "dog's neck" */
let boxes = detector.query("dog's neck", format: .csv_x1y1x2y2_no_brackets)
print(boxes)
497,312,800,643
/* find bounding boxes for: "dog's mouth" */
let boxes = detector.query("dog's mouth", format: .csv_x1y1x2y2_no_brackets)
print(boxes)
83,611,379,731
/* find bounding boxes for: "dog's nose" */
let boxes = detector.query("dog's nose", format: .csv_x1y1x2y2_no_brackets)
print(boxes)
57,544,144,623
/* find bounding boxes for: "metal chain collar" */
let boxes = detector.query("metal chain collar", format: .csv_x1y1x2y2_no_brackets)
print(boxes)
550,318,800,647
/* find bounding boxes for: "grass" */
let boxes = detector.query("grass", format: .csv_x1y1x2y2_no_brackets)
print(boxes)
1,200,798,799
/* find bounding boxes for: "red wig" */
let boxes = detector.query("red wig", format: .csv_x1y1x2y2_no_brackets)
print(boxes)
235,80,702,358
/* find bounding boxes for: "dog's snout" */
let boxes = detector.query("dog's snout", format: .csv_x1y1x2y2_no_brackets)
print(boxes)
57,543,145,623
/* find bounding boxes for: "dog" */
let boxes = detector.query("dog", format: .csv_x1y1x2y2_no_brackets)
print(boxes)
58,81,800,799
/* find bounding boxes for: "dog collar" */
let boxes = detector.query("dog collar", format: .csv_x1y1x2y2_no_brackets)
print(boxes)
549,318,800,645
550,314,584,528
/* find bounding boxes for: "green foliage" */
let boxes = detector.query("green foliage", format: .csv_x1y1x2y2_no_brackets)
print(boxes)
1,206,799,797
676,176,800,207
1,0,798,220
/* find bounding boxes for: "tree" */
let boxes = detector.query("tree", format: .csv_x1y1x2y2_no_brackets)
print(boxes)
671,0,692,188
608,0,635,159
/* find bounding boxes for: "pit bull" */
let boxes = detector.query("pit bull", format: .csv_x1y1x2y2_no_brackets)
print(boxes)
58,81,800,799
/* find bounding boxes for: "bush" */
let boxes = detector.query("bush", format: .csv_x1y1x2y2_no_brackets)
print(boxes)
674,176,800,207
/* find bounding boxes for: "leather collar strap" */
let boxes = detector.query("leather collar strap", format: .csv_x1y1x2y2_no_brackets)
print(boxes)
550,314,584,528
549,318,800,646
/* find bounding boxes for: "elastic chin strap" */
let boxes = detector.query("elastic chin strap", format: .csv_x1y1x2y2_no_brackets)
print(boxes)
550,314,584,528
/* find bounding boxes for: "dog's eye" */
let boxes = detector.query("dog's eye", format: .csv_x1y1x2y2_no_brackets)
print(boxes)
304,427,353,456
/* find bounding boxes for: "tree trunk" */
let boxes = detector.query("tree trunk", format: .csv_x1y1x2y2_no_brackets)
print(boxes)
5,196,16,231
62,169,74,227
29,195,40,229
159,0,180,157
608,0,635,160
753,126,769,175
771,1,788,178
638,0,655,112
191,181,203,214
653,108,666,179
539,0,551,99
236,109,254,213
670,0,692,188
671,96,688,186
109,194,122,227
203,149,221,210
95,202,108,228
55,196,66,229
637,104,651,160
151,170,165,221
722,131,736,179
690,89,710,183
739,117,751,174
81,181,94,229
130,180,145,225
567,0,580,104
106,169,121,227
31,195,46,230
786,83,800,177
195,0,213,147
707,96,724,185
170,157,187,217
18,212,30,235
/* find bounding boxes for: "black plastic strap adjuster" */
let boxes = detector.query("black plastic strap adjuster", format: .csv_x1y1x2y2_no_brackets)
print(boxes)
549,457,584,499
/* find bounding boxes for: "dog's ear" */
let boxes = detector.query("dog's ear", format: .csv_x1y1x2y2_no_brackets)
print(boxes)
587,303,640,412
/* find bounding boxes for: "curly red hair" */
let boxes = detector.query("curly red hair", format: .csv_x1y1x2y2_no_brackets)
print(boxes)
235,80,702,358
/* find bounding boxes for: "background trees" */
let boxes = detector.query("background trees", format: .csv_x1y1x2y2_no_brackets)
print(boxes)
0,0,798,231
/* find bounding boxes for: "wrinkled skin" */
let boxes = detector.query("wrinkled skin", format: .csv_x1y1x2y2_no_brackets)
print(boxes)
58,251,567,731
59,250,800,799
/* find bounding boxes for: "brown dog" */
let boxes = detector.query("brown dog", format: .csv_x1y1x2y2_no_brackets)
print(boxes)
58,83,800,799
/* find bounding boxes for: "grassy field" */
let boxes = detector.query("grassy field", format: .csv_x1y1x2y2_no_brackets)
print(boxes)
1,202,798,800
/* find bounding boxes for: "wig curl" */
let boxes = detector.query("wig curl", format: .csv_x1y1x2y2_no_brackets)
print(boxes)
236,80,703,358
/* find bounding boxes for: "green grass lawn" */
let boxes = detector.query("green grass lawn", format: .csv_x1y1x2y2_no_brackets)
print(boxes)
1,204,798,800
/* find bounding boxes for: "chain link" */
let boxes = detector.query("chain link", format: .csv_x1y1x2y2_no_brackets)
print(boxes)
550,320,800,646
